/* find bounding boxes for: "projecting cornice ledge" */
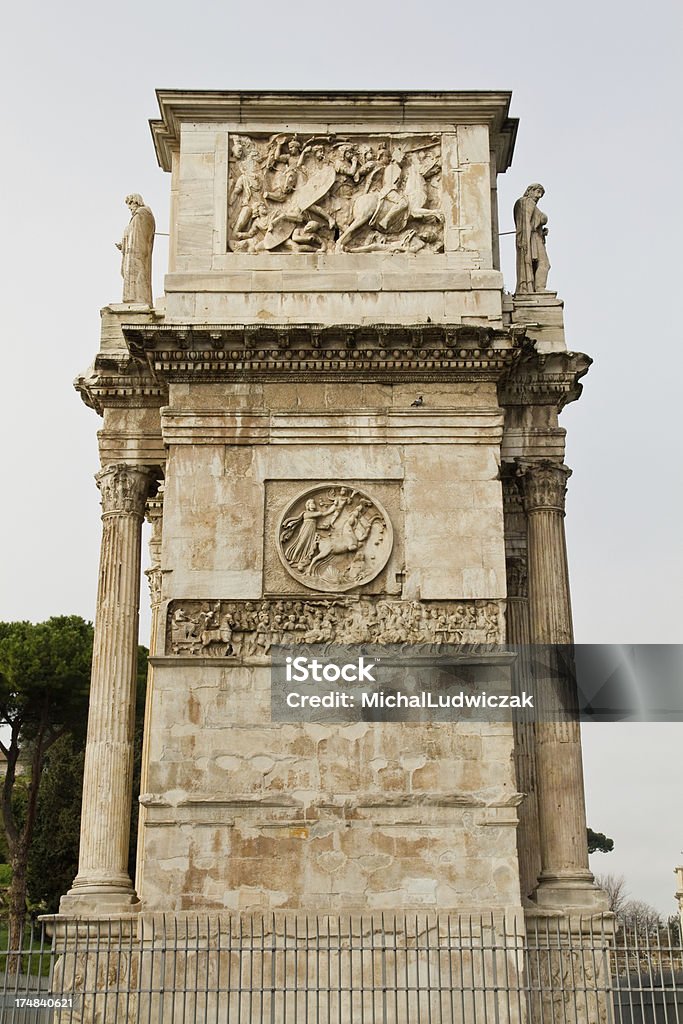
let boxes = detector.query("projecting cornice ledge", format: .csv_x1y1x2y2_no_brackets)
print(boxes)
498,349,592,411
74,354,168,416
150,89,518,172
122,322,533,384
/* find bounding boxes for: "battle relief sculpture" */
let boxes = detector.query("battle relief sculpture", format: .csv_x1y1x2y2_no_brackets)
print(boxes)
276,485,393,593
167,598,502,657
228,133,444,254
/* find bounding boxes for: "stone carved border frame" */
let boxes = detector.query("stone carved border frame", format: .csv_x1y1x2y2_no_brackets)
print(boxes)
263,479,404,598
275,483,394,594
226,131,445,256
165,597,504,657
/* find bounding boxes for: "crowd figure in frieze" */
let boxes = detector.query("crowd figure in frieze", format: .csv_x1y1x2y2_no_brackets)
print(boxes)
228,132,444,254
168,598,501,657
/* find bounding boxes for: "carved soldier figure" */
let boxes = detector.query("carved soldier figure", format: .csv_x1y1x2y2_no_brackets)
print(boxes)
514,183,551,293
116,193,155,305
228,132,445,253
235,202,272,245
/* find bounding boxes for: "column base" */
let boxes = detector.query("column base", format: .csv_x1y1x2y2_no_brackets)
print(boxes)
59,891,141,916
60,876,141,917
532,870,609,912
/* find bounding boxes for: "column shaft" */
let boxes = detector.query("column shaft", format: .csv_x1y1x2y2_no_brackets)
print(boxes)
62,464,153,912
135,486,164,895
507,577,542,900
518,460,604,910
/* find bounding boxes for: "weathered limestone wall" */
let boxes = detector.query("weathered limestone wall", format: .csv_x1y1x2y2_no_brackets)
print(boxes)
159,381,506,603
63,90,606,1022
164,122,503,326
140,701,521,913
137,377,521,913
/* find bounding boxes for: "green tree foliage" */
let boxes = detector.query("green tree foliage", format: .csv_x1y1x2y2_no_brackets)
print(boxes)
587,828,614,854
0,617,93,948
26,734,84,912
23,642,149,913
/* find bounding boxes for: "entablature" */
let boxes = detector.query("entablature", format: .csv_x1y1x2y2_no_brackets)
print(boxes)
498,350,592,410
123,321,532,384
75,353,168,416
151,89,518,173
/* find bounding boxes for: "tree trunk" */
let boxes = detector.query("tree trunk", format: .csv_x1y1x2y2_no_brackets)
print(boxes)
4,721,49,974
6,847,28,975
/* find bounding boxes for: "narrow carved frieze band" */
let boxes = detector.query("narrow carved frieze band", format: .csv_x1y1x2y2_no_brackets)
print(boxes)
145,568,163,609
167,598,503,658
516,460,571,514
229,133,444,254
144,486,164,608
96,464,156,517
505,556,528,600
501,470,524,516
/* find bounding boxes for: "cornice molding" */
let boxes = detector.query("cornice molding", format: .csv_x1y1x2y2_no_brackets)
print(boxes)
74,355,168,415
150,89,518,173
123,322,531,384
161,408,505,446
498,349,592,411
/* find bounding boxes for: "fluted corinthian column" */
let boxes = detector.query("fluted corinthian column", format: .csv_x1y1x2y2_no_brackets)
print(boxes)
62,463,154,914
135,485,164,895
517,459,606,911
506,554,542,900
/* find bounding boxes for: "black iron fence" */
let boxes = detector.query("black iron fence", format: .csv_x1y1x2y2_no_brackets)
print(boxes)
1,913,681,1023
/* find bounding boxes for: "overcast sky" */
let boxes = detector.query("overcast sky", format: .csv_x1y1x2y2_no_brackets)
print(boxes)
1,0,681,915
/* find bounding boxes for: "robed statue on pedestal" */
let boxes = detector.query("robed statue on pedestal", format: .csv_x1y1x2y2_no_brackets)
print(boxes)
116,193,155,305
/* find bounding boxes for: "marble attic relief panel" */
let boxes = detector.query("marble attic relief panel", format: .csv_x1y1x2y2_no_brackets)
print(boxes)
277,484,393,593
228,132,445,254
166,597,503,658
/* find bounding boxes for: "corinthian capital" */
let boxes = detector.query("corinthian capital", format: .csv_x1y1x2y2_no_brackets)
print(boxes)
96,464,155,517
516,459,571,514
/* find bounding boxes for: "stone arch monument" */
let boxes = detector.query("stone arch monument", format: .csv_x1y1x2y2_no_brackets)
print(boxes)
59,91,608,1020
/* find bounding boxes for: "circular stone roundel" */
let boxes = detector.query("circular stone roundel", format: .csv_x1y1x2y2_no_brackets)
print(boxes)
276,485,393,593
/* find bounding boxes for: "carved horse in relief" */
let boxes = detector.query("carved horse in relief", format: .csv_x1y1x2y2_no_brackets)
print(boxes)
335,143,443,252
198,605,235,656
307,506,384,576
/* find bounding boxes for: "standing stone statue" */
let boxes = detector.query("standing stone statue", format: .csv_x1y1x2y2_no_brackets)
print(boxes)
116,193,155,305
514,183,550,294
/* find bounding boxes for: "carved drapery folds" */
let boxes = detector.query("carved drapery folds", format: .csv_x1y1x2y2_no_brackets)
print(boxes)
117,194,155,306
506,555,528,601
513,183,550,294
228,132,444,254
